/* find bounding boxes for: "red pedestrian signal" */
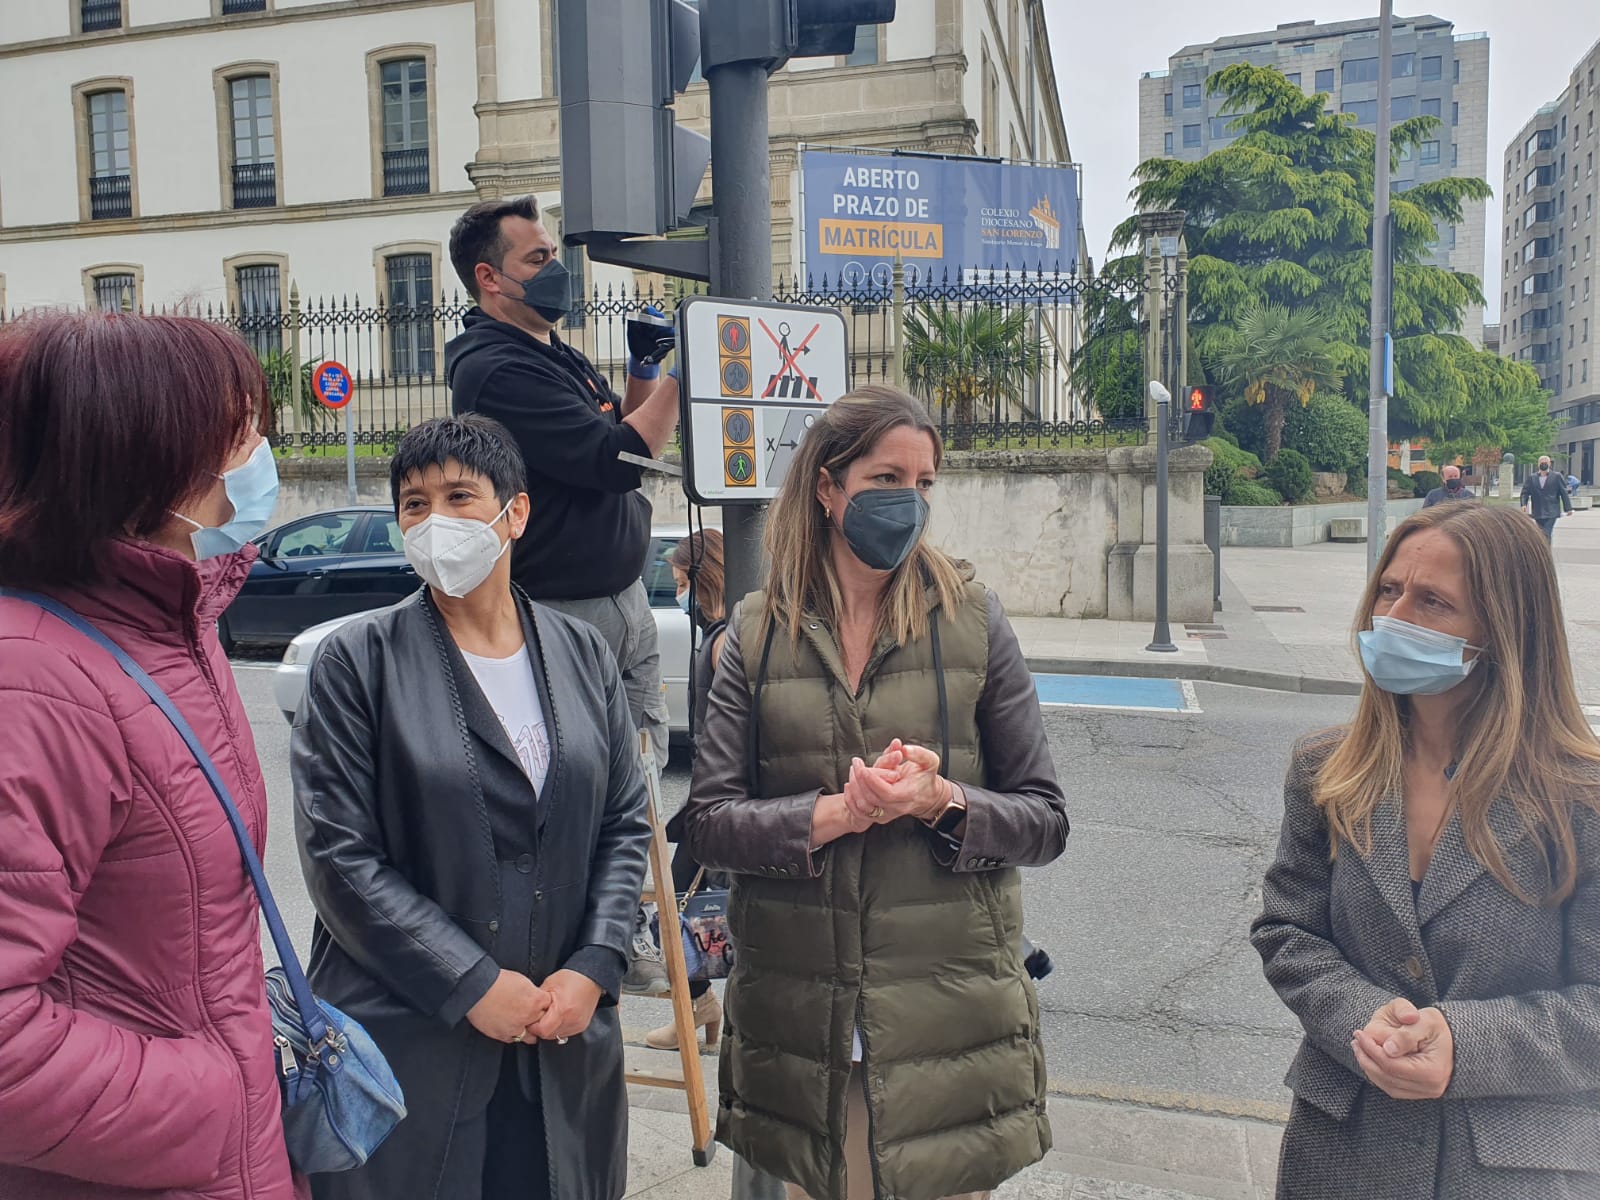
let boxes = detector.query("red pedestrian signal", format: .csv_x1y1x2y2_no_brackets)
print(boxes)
1182,386,1215,441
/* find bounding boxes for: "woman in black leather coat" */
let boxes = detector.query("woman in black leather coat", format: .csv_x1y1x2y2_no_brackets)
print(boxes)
291,415,651,1200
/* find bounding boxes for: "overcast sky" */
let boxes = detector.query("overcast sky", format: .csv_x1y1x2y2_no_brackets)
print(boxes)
1043,2,1600,324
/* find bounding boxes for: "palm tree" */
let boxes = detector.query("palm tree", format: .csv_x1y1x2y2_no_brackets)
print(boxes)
902,304,1044,449
1207,303,1343,460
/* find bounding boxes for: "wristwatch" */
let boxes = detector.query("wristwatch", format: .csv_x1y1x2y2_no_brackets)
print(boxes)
926,785,967,838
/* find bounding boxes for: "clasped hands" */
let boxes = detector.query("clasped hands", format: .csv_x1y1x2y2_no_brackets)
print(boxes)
1350,997,1455,1100
840,738,953,831
465,968,602,1046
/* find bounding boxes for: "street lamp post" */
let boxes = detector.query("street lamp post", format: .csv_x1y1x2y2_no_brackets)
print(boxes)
1366,0,1395,573
1147,380,1177,653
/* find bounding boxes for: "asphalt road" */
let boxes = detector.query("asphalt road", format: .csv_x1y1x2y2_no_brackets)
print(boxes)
235,663,1353,1120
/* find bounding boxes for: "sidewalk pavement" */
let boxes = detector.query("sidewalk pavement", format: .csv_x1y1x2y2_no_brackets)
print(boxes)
1015,507,1600,706
622,1044,1282,1200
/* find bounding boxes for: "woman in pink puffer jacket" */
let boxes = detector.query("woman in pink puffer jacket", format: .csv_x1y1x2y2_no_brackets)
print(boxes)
0,311,301,1199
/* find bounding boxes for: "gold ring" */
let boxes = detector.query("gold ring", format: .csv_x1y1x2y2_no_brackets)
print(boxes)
871,806,885,819
557,1036,569,1045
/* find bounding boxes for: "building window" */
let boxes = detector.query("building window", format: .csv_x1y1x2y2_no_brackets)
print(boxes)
1421,55,1442,81
1343,58,1378,85
385,253,435,376
86,89,132,220
220,0,267,11
1183,84,1201,108
1315,68,1334,92
1420,141,1440,165
1447,224,1456,249
1163,92,1172,116
1285,72,1301,88
1452,101,1459,127
381,58,429,196
1182,124,1200,148
1343,100,1377,126
1392,95,1415,121
1453,59,1460,82
1164,131,1173,155
92,272,136,310
1421,98,1441,120
233,262,283,356
980,45,997,156
79,0,123,32
1452,144,1458,168
228,75,277,208
844,22,879,67
1392,53,1415,78
1209,117,1236,141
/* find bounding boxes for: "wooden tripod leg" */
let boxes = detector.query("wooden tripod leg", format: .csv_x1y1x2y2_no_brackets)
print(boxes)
632,731,717,1165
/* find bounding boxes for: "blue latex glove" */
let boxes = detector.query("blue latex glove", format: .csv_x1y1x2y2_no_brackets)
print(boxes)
627,305,673,379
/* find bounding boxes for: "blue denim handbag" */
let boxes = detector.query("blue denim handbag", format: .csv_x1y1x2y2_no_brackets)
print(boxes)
1,590,407,1175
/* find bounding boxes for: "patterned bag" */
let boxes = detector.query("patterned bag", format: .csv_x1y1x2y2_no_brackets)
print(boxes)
651,869,735,982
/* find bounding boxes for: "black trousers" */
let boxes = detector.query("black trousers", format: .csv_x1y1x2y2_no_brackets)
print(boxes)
477,1048,551,1199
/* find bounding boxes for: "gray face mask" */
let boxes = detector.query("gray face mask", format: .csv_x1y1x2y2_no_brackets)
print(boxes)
835,485,929,572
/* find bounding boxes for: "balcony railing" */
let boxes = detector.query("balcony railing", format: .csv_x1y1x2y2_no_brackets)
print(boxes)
382,147,430,197
231,160,277,209
221,0,266,11
81,0,122,31
89,174,132,220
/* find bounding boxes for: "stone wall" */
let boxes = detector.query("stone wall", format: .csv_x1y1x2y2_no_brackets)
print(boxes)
1220,498,1427,548
273,444,1215,621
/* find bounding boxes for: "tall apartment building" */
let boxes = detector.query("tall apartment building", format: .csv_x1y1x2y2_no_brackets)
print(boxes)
0,0,1073,317
1499,37,1600,485
1137,15,1489,344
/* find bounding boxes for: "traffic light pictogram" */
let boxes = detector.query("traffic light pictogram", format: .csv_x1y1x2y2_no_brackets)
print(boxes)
1181,385,1216,443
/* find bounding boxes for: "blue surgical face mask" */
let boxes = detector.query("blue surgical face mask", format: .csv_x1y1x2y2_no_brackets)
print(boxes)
173,440,280,561
1358,614,1484,696
676,590,693,614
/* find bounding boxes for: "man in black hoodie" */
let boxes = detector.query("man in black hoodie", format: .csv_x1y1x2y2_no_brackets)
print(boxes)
444,196,680,769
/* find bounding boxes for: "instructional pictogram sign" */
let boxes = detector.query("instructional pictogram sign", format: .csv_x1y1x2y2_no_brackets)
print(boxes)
678,296,848,505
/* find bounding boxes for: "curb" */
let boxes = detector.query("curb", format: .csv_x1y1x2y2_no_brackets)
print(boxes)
1025,656,1363,697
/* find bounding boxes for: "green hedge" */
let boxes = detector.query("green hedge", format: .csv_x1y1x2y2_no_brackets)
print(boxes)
1227,481,1282,506
1265,448,1315,503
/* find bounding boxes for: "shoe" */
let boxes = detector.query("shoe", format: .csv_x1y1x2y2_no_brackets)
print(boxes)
644,990,722,1049
622,908,670,997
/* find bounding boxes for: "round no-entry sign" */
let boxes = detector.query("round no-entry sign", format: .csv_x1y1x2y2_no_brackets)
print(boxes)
312,361,353,409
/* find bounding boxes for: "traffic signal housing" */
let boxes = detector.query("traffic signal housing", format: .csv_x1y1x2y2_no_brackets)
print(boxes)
1181,386,1216,443
789,0,898,57
556,0,710,244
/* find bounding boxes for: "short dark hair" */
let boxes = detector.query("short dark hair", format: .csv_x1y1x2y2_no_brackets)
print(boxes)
0,311,269,588
449,195,541,299
389,414,527,511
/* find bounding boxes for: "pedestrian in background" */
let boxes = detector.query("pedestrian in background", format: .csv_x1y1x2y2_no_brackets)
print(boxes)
1252,502,1600,1199
1420,464,1473,508
0,312,299,1198
683,385,1070,1200
1520,454,1572,541
292,415,651,1200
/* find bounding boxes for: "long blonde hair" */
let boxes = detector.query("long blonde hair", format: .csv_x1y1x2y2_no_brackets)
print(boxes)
762,385,969,646
1316,502,1600,903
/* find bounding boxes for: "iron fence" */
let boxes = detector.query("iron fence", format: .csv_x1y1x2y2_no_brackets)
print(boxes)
2,269,1157,454
88,174,132,220
230,161,277,209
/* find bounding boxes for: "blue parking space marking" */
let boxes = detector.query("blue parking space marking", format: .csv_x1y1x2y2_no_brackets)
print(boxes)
1032,673,1200,714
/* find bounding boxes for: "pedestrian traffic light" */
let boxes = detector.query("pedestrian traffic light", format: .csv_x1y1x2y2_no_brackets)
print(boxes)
1181,386,1216,442
787,0,898,57
556,0,711,245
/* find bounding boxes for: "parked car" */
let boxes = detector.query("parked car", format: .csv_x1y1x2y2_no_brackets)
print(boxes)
219,507,414,652
271,527,703,740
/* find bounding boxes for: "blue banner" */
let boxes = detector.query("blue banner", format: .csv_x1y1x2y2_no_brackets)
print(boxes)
801,150,1080,290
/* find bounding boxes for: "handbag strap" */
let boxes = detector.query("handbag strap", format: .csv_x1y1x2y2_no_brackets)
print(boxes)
0,588,332,1050
678,866,708,913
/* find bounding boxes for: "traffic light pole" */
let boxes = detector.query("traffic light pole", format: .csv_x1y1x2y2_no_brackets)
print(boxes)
706,47,773,609
1147,391,1177,654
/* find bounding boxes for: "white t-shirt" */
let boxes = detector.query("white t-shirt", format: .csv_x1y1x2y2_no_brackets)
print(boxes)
461,645,552,797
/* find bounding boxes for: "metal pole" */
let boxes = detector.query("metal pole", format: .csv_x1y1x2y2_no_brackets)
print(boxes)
344,403,357,505
891,255,906,390
288,282,303,458
1147,391,1177,652
706,44,772,610
1144,238,1164,423
1366,0,1394,572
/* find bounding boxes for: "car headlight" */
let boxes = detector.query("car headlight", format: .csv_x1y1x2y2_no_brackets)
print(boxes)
282,639,308,667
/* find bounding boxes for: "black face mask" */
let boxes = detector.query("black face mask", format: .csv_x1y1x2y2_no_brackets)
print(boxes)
1446,478,1461,491
835,485,929,572
502,258,571,323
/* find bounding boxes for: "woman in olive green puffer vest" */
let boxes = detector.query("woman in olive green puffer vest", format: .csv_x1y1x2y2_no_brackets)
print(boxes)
683,386,1070,1200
